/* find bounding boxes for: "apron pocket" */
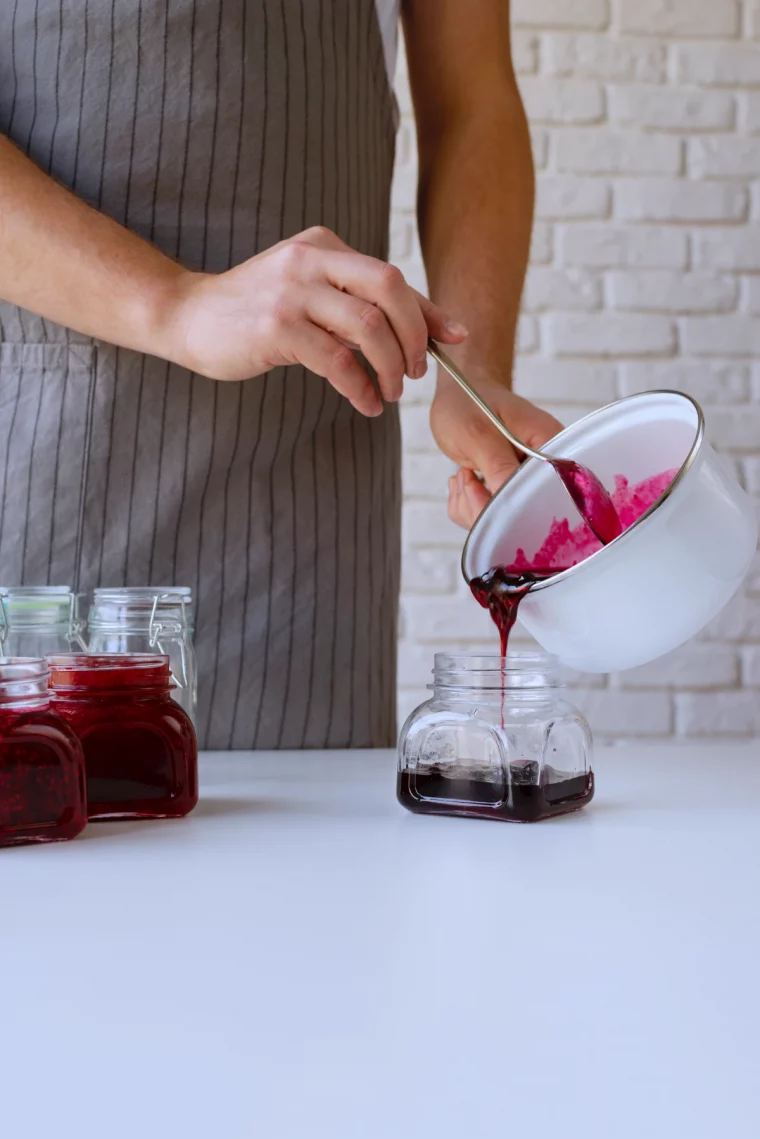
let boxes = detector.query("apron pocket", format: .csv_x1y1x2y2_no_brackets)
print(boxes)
0,342,96,585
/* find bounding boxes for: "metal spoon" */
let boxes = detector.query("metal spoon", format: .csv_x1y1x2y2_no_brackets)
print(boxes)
427,339,622,544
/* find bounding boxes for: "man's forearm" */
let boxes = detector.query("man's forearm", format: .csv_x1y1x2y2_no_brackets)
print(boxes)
0,135,186,355
416,97,534,387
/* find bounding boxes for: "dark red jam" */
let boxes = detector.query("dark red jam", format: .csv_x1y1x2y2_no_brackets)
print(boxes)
48,654,198,821
397,761,594,823
0,661,87,848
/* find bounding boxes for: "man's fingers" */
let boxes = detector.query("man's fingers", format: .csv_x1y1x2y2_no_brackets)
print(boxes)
305,285,405,403
414,290,468,346
448,468,491,530
321,250,429,378
291,321,383,417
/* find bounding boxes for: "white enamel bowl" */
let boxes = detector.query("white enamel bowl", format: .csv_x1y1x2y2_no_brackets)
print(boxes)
462,391,758,673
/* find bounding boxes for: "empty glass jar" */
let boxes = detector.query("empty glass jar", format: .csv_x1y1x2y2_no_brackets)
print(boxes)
86,588,197,723
398,652,594,823
0,586,87,658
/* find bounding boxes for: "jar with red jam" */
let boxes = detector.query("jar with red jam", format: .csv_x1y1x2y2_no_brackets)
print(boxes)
0,658,87,848
48,654,198,821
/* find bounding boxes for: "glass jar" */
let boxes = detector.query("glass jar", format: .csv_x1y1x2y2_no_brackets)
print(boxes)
86,587,197,723
0,658,87,847
48,654,198,822
398,652,594,823
0,586,88,658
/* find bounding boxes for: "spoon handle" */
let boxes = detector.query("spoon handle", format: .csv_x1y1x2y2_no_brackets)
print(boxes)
427,339,547,464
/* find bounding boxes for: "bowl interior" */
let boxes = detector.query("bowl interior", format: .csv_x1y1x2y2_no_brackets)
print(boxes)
462,391,701,580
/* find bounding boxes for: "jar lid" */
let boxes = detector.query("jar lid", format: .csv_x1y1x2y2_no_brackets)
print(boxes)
0,586,76,628
48,653,171,691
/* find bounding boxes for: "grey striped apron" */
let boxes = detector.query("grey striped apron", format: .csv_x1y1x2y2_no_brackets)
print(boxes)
0,0,401,750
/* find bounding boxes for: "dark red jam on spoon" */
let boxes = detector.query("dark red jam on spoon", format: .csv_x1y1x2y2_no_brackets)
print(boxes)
553,459,623,545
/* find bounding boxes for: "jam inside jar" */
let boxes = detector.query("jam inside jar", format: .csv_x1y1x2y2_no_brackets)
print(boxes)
0,658,87,847
398,652,594,823
48,654,198,821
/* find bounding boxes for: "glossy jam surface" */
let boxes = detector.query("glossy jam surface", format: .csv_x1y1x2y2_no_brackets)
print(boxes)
48,655,198,821
0,704,87,847
553,458,622,545
398,763,594,823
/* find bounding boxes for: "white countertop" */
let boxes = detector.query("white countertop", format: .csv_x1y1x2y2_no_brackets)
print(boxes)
2,744,759,1139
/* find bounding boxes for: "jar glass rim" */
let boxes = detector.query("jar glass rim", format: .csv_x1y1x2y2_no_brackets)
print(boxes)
48,653,169,672
91,587,193,603
434,651,559,672
0,656,49,682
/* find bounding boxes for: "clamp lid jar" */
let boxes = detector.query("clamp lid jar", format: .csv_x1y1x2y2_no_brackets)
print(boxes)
397,652,594,823
0,586,87,658
87,587,197,724
48,653,198,822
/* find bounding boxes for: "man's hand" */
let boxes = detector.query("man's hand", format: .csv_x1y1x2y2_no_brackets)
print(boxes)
166,226,467,416
431,375,563,529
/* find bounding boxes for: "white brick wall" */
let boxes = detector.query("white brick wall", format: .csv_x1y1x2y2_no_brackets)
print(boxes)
392,4,760,740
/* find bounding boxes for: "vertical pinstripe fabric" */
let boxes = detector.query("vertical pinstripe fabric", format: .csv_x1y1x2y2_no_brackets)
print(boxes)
0,0,400,749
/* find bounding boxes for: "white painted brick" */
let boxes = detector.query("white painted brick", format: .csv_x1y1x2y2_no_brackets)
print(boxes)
741,647,760,685
522,268,602,312
401,549,458,597
512,0,609,30
530,222,554,265
402,501,465,549
397,690,431,729
544,33,667,81
749,4,760,39
513,31,539,75
739,93,760,134
559,224,689,269
689,137,760,178
741,277,760,314
389,218,413,261
519,77,605,125
683,317,760,358
573,690,672,736
548,313,676,356
402,451,457,497
403,595,497,645
400,404,436,453
676,693,760,737
557,130,683,175
609,86,735,133
614,645,739,689
619,361,750,404
608,271,737,314
676,44,760,88
531,128,550,170
536,176,611,220
514,358,617,403
617,0,739,37
702,406,760,451
517,315,540,353
615,179,747,223
397,642,438,691
390,158,417,212
695,229,760,271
